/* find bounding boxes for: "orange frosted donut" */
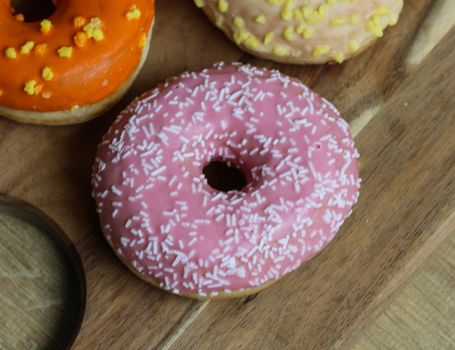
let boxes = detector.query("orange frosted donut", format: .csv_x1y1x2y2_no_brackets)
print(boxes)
194,0,403,65
0,0,155,125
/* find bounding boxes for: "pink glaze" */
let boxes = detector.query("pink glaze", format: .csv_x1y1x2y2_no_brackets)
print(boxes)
92,63,361,297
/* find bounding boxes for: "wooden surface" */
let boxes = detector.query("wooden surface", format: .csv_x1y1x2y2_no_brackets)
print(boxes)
0,0,454,349
0,197,84,349
354,233,455,350
0,214,72,350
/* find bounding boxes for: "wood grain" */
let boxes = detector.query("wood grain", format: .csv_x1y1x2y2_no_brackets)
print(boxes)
354,233,455,350
0,0,453,349
0,198,84,349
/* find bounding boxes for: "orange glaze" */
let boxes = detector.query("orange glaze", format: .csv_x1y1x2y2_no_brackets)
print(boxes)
0,0,155,111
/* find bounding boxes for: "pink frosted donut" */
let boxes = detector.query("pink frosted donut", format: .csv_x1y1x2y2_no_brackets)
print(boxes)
92,63,361,299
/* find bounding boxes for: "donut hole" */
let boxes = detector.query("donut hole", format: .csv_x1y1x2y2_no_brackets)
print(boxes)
11,0,56,22
203,160,248,193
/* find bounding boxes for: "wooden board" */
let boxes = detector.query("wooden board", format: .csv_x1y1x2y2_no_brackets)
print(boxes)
0,0,454,349
354,233,455,350
0,197,85,350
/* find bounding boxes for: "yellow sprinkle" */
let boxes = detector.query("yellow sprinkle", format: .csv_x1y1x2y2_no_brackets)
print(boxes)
20,41,35,54
57,46,73,58
281,0,294,21
296,24,305,34
74,32,88,48
301,7,313,19
333,52,345,63
218,0,229,13
388,15,399,26
280,0,293,19
348,40,360,53
15,14,24,22
331,17,347,26
83,18,103,39
375,6,391,16
233,16,245,28
139,33,147,48
5,47,17,59
74,16,87,28
126,4,142,20
293,8,303,21
284,26,295,41
40,19,52,34
194,0,205,7
255,15,266,24
42,67,54,81
245,36,260,49
306,11,321,24
93,28,105,42
302,27,314,39
233,30,250,45
350,14,360,25
365,19,383,37
317,4,328,18
24,80,37,96
92,17,103,27
312,45,330,57
264,32,274,45
273,45,290,57
281,10,292,21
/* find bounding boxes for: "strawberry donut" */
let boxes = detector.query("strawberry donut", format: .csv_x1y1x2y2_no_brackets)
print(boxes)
92,63,361,300
194,0,403,64
0,0,155,125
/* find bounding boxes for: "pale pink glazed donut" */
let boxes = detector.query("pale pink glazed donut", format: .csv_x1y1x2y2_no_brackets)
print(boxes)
92,63,361,300
194,0,403,65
